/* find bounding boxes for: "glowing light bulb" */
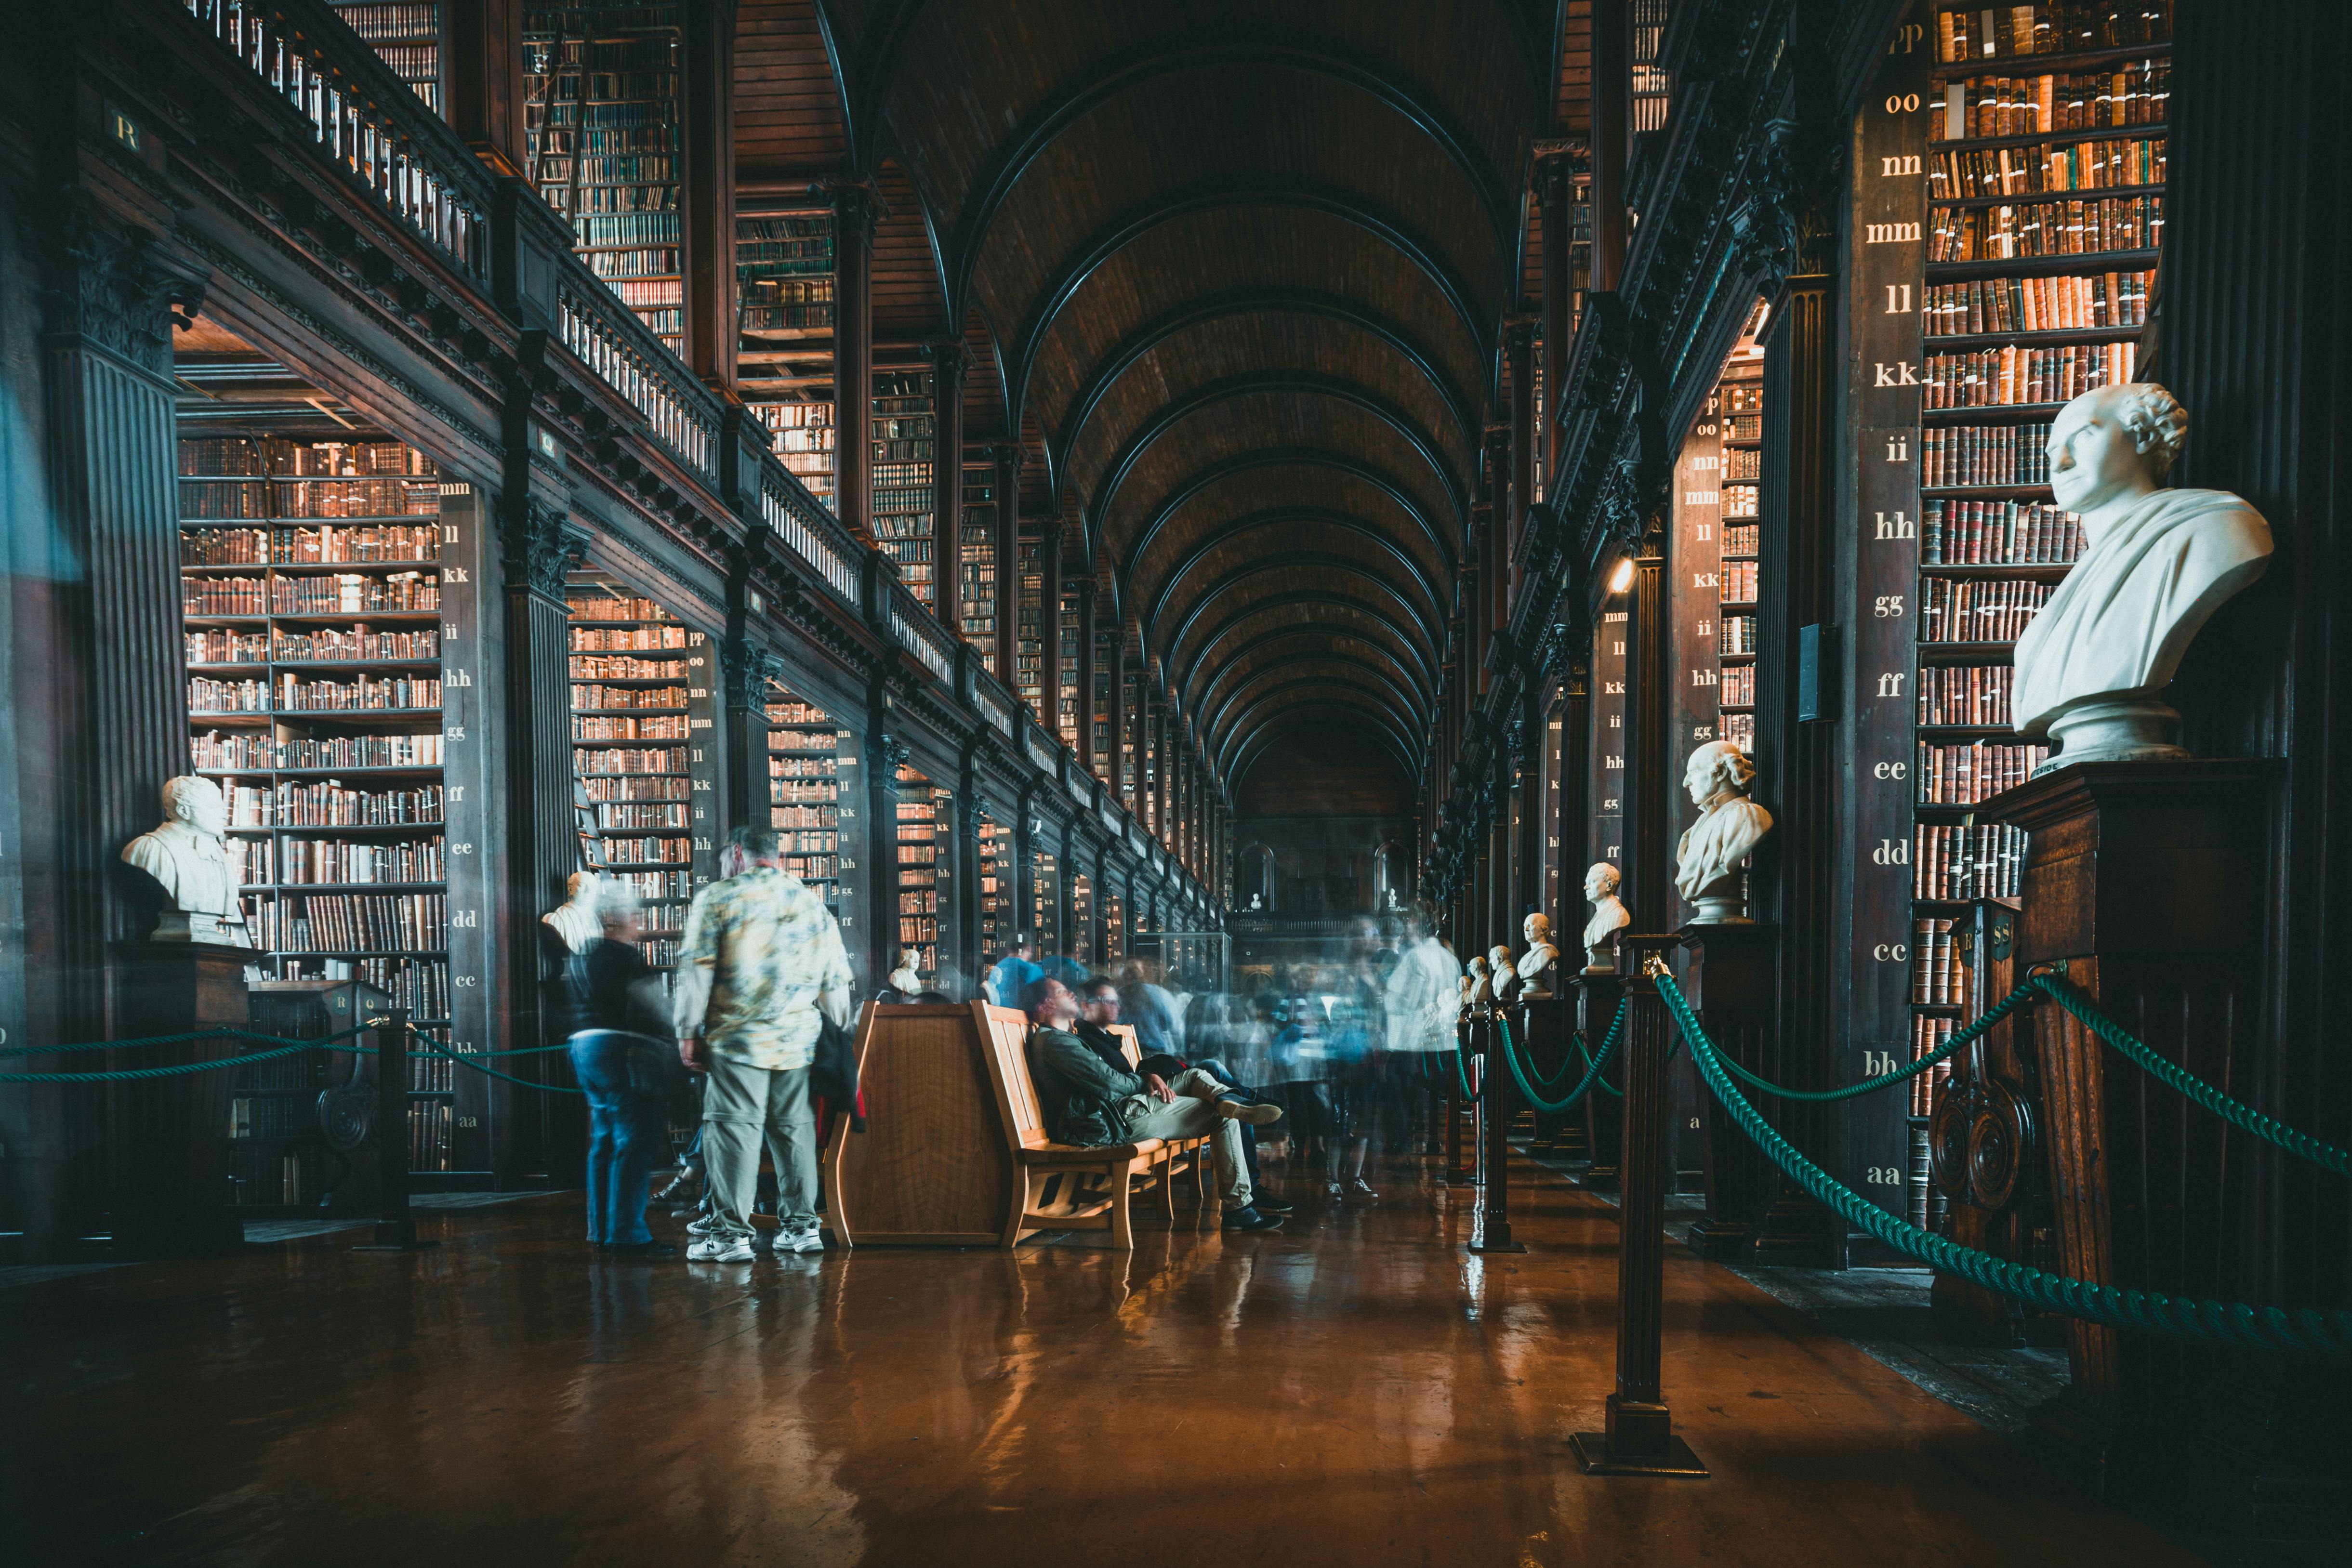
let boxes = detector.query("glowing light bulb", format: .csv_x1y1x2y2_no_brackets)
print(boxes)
1608,557,1636,594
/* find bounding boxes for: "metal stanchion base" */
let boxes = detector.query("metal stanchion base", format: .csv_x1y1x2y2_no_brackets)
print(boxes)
1569,1429,1708,1477
1467,1236,1528,1254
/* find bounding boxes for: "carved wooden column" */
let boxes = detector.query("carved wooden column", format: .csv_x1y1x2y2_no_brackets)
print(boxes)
1535,150,1577,474
1505,318,1536,609
1153,686,1172,846
989,442,1022,686
1574,967,1626,1191
922,337,968,620
1738,269,1844,1264
1036,522,1063,731
1074,577,1097,775
1589,0,1629,292
829,180,877,543
1107,623,1128,804
679,0,736,386
1620,461,1673,934
445,0,525,176
499,493,589,1182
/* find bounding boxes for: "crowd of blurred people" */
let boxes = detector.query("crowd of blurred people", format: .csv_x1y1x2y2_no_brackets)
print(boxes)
988,907,1465,1213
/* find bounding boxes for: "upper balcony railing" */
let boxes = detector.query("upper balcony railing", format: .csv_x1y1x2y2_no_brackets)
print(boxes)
182,0,489,281
555,281,716,476
758,461,861,606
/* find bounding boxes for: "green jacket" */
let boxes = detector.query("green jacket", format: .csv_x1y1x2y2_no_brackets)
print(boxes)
1029,1026,1143,1146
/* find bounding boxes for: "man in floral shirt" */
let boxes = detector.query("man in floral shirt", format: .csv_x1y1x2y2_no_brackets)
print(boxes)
673,825,855,1262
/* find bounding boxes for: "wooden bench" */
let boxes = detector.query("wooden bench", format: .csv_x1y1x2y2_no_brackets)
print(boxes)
816,1000,1212,1250
974,1002,1217,1251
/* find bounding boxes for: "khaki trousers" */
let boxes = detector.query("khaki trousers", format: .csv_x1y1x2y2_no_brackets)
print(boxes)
701,1052,818,1238
1120,1067,1252,1209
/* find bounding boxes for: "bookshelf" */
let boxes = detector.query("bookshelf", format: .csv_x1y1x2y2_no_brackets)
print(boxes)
872,369,938,607
522,2,686,354
565,578,720,972
1913,2,2166,1190
333,3,443,112
958,466,998,645
1071,873,1094,969
1104,888,1125,963
1031,843,1062,961
1015,537,1044,715
1056,580,1081,750
977,806,1013,961
894,761,951,987
740,210,837,506
766,680,863,959
178,428,471,1182
1091,627,1114,769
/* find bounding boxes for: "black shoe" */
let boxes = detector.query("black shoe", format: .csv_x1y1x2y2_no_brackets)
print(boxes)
605,1240,681,1257
1250,1196,1296,1213
1222,1205,1285,1231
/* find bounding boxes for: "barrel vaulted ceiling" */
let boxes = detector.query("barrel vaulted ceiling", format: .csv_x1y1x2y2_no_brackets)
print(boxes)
743,1,1566,808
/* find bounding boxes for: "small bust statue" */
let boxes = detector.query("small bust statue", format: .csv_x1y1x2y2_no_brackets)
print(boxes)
1517,914,1560,999
1464,955,1492,1013
1676,740,1774,924
887,948,923,995
2013,383,2273,770
121,776,248,945
1487,944,1518,1009
1582,862,1631,972
542,870,603,956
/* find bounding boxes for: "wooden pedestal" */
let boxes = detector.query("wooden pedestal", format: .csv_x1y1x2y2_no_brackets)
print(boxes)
1678,923,1778,1262
106,941,251,1257
1573,971,1625,1191
1986,761,2281,1490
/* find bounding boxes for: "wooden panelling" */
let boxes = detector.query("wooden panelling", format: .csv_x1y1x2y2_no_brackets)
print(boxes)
733,0,847,178
831,1001,1017,1245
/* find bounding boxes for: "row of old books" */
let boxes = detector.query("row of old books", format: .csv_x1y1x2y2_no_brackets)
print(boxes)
1916,742,2051,804
1928,137,2164,200
1917,664,2014,727
572,713,690,740
1926,196,2161,263
1935,2,2174,62
182,525,442,563
1914,823,2031,900
1921,341,2133,408
1922,269,2151,336
1919,577,2056,643
1921,422,2054,487
1936,61,2170,140
1921,500,2081,564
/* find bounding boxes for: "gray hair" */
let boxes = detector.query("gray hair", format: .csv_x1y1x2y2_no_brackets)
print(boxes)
2112,382,2187,478
595,881,643,922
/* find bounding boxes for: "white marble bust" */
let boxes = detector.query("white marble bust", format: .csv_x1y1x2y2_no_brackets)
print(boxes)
888,948,922,995
1487,944,1517,1009
1517,913,1560,998
1583,862,1630,972
1464,955,1491,1013
121,776,247,945
2013,383,2273,770
542,870,603,955
1676,740,1773,924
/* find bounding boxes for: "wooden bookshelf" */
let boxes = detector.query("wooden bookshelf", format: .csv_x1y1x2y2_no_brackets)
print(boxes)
565,578,721,972
176,426,476,1183
958,466,998,645
332,2,443,112
894,761,950,985
765,682,862,957
871,369,938,607
523,2,686,354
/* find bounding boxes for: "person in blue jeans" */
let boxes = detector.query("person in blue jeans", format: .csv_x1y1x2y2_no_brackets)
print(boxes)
560,889,680,1256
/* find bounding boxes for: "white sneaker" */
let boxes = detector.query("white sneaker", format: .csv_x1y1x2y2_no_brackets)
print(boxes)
775,1226,824,1255
687,1235,755,1263
1350,1179,1379,1199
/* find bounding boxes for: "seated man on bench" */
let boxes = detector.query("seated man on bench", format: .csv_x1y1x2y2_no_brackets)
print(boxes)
1073,976,1291,1214
1024,977,1287,1232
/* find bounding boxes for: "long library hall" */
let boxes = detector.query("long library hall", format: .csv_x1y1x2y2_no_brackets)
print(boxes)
2,3,2347,1565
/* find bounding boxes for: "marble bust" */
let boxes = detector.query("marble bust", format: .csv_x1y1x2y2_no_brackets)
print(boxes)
121,776,247,945
1517,914,1560,999
1676,740,1774,924
1464,955,1492,1013
1583,862,1630,972
887,948,923,995
1487,945,1518,1009
2012,383,2273,771
542,871,603,956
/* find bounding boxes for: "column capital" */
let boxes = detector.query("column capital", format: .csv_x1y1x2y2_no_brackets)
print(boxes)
812,174,885,241
919,335,971,380
986,440,1027,472
1502,314,1540,354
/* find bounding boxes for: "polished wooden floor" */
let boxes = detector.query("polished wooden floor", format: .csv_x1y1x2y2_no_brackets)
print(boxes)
4,1156,2213,1567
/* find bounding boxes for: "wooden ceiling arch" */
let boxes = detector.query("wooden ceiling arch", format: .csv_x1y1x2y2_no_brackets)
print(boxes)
796,0,1546,806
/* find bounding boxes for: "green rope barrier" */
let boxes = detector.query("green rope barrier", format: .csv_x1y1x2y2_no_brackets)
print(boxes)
2029,972,2352,1180
410,1030,586,1094
0,1040,331,1084
1708,977,2041,1103
0,1024,369,1058
1578,1030,1625,1097
1446,1028,1483,1103
1495,1001,1628,1115
1654,969,2352,1359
